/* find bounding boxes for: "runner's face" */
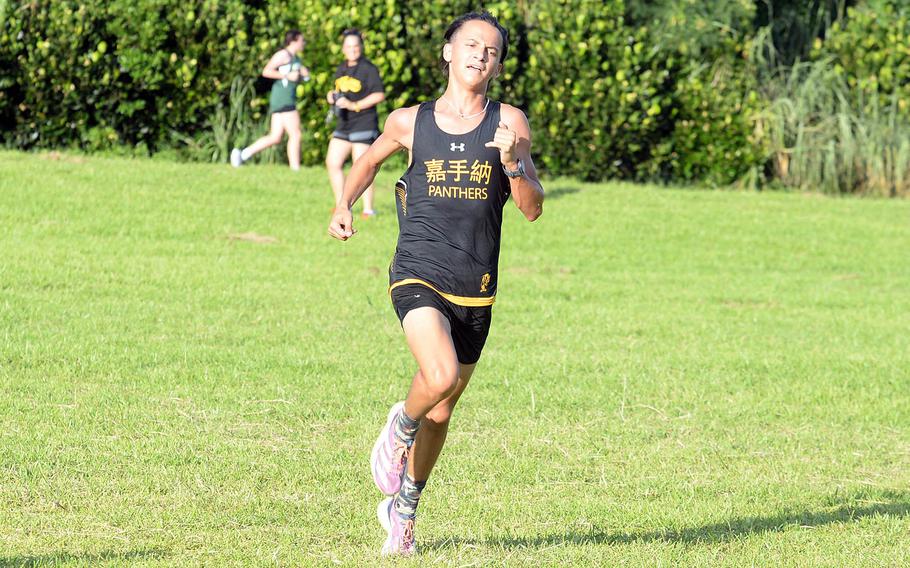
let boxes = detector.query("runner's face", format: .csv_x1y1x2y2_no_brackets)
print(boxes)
342,36,362,63
289,36,305,53
444,20,503,86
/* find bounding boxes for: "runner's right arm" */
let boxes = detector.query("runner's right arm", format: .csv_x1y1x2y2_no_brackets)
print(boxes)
261,51,297,81
328,106,418,241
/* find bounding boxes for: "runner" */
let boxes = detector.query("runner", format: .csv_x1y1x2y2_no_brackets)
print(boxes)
231,30,309,170
327,11,545,556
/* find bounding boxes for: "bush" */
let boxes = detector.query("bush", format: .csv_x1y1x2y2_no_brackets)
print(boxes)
0,0,259,151
510,1,674,181
753,0,855,65
746,0,910,196
0,0,903,192
810,0,910,114
631,0,766,185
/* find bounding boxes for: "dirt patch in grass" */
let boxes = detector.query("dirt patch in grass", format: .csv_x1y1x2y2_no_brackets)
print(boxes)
227,232,279,244
40,151,86,164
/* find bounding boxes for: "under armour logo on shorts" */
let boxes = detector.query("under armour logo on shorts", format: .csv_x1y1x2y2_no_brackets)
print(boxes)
450,142,465,152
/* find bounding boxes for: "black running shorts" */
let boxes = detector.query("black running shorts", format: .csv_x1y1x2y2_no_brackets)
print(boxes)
271,104,297,114
332,129,379,144
390,283,492,365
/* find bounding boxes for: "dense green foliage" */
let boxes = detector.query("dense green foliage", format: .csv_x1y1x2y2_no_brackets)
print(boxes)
1,0,249,151
513,2,668,181
0,0,908,190
811,0,910,108
753,0,855,65
627,0,766,185
756,52,910,197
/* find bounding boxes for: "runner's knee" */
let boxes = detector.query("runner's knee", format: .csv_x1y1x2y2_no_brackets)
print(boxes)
422,364,458,401
326,155,343,169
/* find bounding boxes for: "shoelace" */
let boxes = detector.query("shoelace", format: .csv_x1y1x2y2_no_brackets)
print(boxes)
392,440,409,473
402,519,415,550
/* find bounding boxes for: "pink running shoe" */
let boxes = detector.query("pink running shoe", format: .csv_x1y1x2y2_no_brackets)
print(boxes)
377,497,416,556
370,401,409,495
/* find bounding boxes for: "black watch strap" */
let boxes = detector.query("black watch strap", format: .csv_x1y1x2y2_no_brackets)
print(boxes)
503,159,525,178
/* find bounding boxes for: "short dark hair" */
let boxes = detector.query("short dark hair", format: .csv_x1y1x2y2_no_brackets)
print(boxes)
441,11,509,73
341,28,363,46
284,29,302,46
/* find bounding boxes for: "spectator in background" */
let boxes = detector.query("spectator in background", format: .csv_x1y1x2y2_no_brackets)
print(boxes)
325,28,385,218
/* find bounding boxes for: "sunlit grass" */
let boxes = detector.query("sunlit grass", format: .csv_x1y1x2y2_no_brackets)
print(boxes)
1,151,908,566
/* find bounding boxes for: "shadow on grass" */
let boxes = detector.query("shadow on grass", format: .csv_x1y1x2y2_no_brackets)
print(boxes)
543,186,581,200
424,492,910,551
0,548,167,567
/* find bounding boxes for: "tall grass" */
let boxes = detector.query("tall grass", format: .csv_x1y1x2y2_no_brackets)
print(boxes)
753,29,910,197
171,77,284,165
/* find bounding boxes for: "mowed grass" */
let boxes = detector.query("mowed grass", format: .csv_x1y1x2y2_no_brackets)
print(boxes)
1,149,909,567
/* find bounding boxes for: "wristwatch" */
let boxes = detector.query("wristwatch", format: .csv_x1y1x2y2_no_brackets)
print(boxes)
502,159,525,178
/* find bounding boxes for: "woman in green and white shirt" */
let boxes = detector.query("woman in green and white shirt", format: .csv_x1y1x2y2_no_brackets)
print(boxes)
232,30,310,170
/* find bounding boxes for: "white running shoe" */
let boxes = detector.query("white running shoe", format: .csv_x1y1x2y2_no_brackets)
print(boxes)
230,148,243,168
371,401,408,496
377,497,416,556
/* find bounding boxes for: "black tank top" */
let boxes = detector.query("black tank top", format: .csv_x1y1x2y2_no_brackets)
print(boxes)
389,100,511,307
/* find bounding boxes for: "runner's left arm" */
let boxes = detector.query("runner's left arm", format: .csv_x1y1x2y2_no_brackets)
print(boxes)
487,105,544,221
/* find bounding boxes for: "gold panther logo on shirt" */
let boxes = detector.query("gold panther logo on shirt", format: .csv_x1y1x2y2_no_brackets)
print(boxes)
480,273,490,293
395,181,407,216
335,76,362,93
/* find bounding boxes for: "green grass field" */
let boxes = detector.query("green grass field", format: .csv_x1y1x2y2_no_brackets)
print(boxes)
1,150,909,566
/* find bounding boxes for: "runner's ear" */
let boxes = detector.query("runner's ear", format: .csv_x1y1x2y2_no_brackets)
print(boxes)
442,43,453,63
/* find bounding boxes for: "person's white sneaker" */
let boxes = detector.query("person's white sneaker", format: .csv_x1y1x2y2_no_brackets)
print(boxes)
230,148,243,168
377,497,416,557
371,402,410,496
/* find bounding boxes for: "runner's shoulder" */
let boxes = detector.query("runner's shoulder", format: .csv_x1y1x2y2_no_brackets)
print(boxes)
383,105,420,136
498,102,529,123
360,57,380,70
498,103,531,137
272,49,293,63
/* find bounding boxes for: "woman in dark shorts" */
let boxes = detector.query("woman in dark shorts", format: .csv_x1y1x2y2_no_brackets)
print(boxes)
231,30,309,170
325,28,385,217
328,12,545,557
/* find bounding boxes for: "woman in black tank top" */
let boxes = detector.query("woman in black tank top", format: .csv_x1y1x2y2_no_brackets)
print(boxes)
328,11,545,557
325,29,386,218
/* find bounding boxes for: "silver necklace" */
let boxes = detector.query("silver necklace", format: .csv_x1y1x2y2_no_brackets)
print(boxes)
440,96,489,120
